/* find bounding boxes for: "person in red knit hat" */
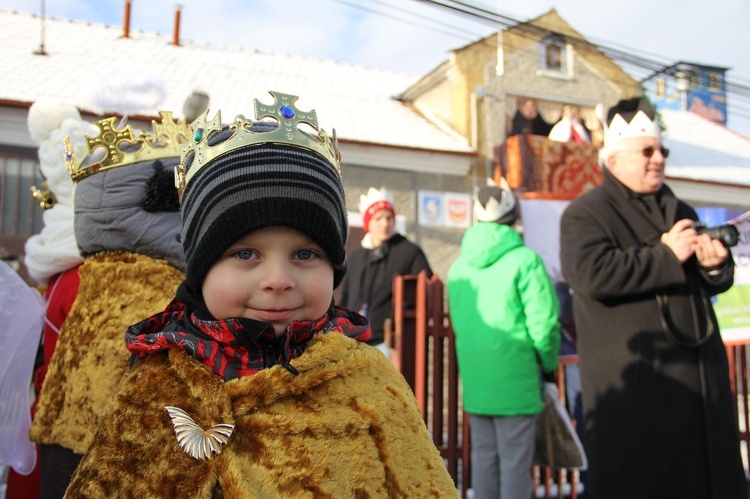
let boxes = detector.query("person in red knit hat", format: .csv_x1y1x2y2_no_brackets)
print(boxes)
339,186,433,356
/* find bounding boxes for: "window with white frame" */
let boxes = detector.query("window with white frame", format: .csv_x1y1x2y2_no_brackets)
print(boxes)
538,35,570,79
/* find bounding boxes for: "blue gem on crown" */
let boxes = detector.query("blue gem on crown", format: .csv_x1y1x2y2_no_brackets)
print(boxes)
280,106,295,119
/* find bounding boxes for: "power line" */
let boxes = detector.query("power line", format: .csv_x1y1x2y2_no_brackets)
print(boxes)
329,0,750,109
413,0,750,97
327,0,480,41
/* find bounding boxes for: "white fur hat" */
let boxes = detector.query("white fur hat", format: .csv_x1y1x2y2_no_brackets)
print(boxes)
27,100,96,207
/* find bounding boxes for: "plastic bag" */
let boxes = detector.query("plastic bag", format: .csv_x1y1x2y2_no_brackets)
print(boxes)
533,382,588,470
0,262,45,475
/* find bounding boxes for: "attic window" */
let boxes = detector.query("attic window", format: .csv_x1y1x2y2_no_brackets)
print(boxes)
539,35,569,78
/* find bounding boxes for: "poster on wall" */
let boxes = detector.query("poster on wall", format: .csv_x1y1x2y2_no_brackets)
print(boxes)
418,191,471,228
713,211,750,343
445,192,472,228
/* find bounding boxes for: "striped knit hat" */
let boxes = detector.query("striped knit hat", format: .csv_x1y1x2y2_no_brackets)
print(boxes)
180,120,349,294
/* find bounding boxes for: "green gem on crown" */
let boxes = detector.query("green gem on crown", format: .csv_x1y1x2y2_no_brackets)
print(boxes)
195,128,204,142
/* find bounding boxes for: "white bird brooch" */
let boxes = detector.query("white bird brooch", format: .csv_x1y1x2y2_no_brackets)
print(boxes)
165,406,235,461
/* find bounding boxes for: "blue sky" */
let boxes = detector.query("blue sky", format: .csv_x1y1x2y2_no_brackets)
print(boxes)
5,0,750,135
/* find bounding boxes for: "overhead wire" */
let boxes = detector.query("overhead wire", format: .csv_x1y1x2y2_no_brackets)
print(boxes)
418,0,750,98
337,0,750,106
327,0,480,40
327,0,750,128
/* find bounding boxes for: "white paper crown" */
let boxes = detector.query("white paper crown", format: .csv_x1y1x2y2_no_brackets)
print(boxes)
604,110,661,146
474,177,515,223
358,186,393,214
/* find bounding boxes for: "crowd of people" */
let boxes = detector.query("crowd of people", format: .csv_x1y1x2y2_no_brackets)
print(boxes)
1,92,746,499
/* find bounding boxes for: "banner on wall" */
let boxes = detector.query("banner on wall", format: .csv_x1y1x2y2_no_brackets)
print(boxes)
418,191,471,228
713,211,750,342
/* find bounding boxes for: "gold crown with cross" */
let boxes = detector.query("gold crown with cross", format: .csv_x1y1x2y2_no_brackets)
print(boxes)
174,90,341,198
65,111,191,183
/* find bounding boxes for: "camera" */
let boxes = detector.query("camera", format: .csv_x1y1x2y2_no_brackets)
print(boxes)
693,221,740,248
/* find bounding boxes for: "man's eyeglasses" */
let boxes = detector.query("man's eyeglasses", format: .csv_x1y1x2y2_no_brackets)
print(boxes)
637,146,670,159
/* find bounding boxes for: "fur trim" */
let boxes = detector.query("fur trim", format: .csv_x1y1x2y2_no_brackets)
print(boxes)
24,204,82,285
29,252,184,454
66,333,459,498
27,99,81,145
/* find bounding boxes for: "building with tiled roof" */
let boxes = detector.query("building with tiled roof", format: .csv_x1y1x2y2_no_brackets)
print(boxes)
660,109,750,210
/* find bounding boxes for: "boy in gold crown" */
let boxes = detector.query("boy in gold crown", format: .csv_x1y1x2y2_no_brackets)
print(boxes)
65,91,458,498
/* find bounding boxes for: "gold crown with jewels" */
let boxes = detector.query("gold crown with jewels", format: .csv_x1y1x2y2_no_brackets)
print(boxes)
174,90,341,198
65,111,191,182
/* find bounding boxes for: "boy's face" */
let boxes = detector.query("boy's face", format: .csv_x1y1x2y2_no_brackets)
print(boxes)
202,226,334,336
368,209,396,247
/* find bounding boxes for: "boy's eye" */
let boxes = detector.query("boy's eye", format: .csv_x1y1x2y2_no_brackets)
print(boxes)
235,249,256,260
295,249,315,261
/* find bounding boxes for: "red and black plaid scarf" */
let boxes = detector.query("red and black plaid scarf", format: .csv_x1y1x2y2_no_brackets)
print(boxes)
126,284,371,381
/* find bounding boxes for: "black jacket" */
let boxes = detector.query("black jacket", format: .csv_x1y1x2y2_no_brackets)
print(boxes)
339,234,432,345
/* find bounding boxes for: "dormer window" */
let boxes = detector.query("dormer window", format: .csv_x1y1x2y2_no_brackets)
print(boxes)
691,73,702,89
708,72,723,91
539,35,570,78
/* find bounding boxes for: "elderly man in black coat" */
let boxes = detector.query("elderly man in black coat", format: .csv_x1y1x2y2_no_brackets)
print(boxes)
560,97,747,499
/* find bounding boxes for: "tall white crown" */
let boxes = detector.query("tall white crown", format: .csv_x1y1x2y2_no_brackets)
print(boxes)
474,177,515,223
604,110,661,145
358,186,393,214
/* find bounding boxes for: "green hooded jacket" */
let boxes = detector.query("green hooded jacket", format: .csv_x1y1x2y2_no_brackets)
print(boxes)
447,222,560,415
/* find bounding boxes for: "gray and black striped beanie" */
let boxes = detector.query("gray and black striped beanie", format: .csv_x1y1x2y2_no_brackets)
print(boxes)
180,122,348,294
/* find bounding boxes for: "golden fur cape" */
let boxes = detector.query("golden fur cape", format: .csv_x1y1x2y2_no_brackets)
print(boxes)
65,332,459,498
29,251,184,454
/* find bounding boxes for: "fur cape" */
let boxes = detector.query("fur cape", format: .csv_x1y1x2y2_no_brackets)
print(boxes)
65,331,459,498
29,251,184,454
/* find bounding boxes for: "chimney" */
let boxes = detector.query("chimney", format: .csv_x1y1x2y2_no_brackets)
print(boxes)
123,0,131,38
172,4,182,46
